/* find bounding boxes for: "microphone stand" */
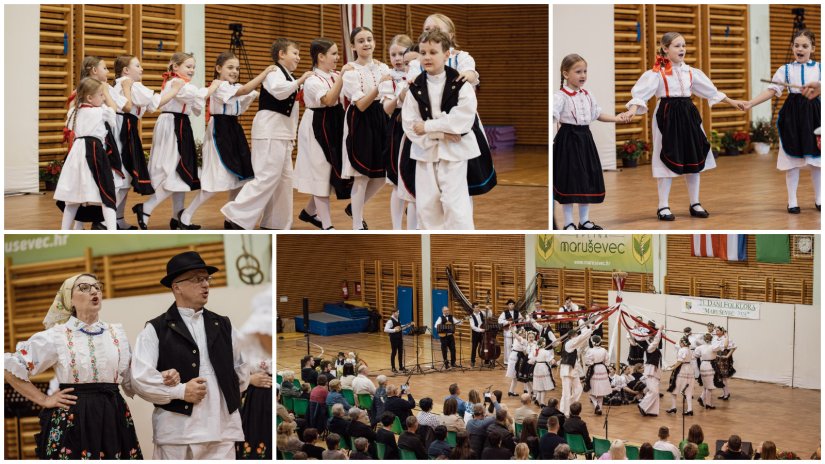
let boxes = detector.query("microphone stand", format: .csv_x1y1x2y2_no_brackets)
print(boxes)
681,383,689,441
603,399,612,441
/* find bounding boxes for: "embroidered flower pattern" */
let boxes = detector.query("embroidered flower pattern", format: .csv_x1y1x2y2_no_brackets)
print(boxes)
109,326,121,383
45,409,74,457
86,332,99,382
66,328,79,383
256,442,267,458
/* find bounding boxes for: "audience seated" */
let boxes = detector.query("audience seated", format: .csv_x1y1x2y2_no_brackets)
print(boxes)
562,401,593,459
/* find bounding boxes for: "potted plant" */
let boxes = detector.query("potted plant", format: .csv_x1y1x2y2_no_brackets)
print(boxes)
750,119,777,155
721,129,749,156
620,138,649,168
710,130,722,158
40,159,63,190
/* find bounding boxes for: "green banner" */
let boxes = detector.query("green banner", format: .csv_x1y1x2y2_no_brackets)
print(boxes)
755,234,790,264
4,234,225,265
536,234,653,272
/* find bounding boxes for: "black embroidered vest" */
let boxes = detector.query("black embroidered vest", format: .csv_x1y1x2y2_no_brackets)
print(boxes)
259,63,297,117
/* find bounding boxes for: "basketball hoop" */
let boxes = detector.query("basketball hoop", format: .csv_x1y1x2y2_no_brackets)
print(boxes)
612,272,628,303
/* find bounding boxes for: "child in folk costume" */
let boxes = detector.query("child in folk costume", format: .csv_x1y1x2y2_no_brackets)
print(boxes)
712,326,736,401
528,337,556,408
178,52,273,229
520,331,538,393
113,55,163,228
381,34,418,230
222,39,313,230
498,299,522,367
619,32,746,221
55,78,120,230
630,322,663,417
341,27,392,230
294,38,348,230
693,332,723,410
67,57,129,230
553,54,629,230
134,52,218,229
744,29,820,214
402,30,482,229
506,329,533,397
583,335,611,415
666,336,695,416
559,321,593,416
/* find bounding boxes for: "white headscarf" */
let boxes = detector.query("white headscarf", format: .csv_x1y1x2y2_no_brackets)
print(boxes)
42,274,86,329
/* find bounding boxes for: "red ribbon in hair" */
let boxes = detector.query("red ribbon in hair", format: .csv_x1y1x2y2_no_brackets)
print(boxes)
652,55,673,75
65,90,77,108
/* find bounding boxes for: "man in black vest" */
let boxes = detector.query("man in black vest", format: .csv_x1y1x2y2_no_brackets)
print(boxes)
469,303,486,367
384,308,406,373
132,251,249,459
498,299,521,365
434,306,457,369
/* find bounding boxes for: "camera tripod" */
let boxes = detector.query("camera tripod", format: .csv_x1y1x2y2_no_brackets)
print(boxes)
228,23,253,80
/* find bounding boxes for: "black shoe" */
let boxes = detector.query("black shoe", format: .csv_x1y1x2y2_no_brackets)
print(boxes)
299,209,323,229
788,205,801,214
705,405,716,410
91,222,106,230
719,394,730,401
523,389,528,394
175,211,202,230
697,397,704,407
689,203,710,218
595,407,602,416
563,223,577,230
817,204,821,211
638,404,647,417
683,410,693,416
666,408,677,414
345,203,352,217
223,219,245,230
116,218,138,230
508,392,518,397
578,220,603,230
391,368,398,374
657,207,675,221
132,203,149,230
169,217,180,229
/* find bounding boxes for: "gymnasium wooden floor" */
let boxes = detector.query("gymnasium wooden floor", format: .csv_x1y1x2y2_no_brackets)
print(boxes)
553,151,821,230
5,146,548,231
278,331,820,457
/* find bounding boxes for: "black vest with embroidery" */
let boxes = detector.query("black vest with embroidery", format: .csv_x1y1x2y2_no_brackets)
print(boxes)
408,66,466,128
641,339,663,367
148,303,240,416
259,63,297,117
389,318,402,342
560,347,579,366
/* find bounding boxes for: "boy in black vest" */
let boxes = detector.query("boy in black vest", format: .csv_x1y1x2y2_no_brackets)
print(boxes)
223,38,312,230
402,29,481,230
131,251,249,459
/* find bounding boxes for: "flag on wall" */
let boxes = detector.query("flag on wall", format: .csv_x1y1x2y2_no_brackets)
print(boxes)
340,5,365,64
690,234,748,261
755,235,791,264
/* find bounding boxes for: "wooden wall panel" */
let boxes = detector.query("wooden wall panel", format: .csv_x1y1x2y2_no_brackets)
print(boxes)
769,5,821,123
704,4,750,133
665,235,814,304
38,5,74,166
614,5,650,159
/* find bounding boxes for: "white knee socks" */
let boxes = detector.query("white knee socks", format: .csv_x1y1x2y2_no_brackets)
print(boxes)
657,177,673,212
390,187,405,230
350,177,368,230
180,190,214,225
685,173,701,208
562,204,574,226
786,168,800,208
578,204,590,224
406,203,418,230
172,192,185,219
61,204,80,230
811,166,821,206
313,196,332,229
116,189,130,228
304,197,317,216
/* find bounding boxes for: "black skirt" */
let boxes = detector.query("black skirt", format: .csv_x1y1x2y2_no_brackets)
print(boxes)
656,97,711,174
346,100,387,178
211,114,254,181
104,122,125,180
516,351,534,382
312,105,352,199
56,136,117,223
666,363,682,393
385,108,404,185
398,138,417,198
35,383,142,460
553,123,605,204
236,385,272,459
777,93,821,157
118,113,155,195
166,112,200,190
467,117,497,197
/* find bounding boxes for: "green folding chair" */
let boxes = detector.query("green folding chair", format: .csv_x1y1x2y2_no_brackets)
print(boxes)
377,442,386,460
446,431,457,446
400,449,417,460
339,435,351,450
514,422,523,437
276,374,283,385
282,450,293,460
293,378,301,390
538,427,548,438
392,416,404,434
328,405,334,417
282,396,294,413
276,415,283,426
565,433,594,458
594,436,611,457
292,398,308,417
654,449,675,460
342,389,356,407
625,444,640,460
357,393,373,410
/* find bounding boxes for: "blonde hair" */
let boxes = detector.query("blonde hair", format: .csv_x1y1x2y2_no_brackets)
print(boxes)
328,379,342,391
658,32,684,58
559,54,586,90
426,13,459,48
70,78,105,134
514,443,530,460
609,440,627,459
282,370,295,381
167,51,195,73
389,34,413,51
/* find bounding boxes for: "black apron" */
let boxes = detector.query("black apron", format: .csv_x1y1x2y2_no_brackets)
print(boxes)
655,97,710,174
311,104,352,199
56,136,117,222
345,100,387,178
777,93,821,157
118,112,155,195
552,123,605,204
165,112,200,190
210,114,254,181
385,107,404,185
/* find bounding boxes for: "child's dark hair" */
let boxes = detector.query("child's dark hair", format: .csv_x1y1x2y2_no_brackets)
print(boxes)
310,38,336,68
793,29,816,48
559,54,586,90
404,44,420,55
417,30,452,53
213,51,237,80
114,55,135,77
79,56,103,80
349,26,374,59
271,38,298,63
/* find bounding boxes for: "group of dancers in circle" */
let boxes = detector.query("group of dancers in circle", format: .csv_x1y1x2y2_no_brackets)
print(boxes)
554,29,821,230
55,13,494,230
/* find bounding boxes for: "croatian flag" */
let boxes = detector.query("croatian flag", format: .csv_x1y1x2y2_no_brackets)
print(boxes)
691,234,747,261
340,4,365,65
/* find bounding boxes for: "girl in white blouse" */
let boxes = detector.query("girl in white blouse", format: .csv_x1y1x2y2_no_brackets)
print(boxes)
743,29,821,214
3,274,178,459
619,32,746,222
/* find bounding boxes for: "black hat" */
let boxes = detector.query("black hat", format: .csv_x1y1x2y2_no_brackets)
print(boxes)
506,298,516,305
161,251,219,288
